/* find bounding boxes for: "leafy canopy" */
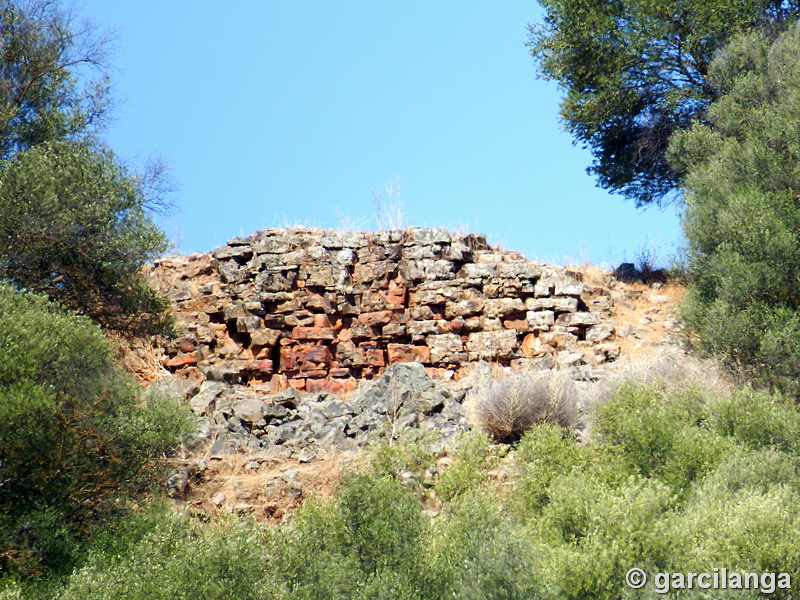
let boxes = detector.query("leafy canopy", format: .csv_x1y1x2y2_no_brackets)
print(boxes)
0,0,173,335
529,0,800,206
0,0,111,159
670,23,800,393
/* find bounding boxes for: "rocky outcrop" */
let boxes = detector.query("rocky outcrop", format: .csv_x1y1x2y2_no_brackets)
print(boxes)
142,226,689,472
149,227,627,395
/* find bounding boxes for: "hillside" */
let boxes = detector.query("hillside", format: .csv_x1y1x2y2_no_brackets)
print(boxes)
129,227,706,520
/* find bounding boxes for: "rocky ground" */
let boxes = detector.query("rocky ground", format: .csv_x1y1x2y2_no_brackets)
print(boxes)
118,228,713,522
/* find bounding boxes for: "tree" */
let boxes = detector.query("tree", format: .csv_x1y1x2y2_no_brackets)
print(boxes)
669,23,800,393
0,140,172,335
0,283,192,577
529,0,800,206
0,0,111,159
0,0,173,336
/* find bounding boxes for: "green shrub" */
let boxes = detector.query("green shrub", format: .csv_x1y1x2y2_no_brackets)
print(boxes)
435,431,497,501
425,489,544,600
513,423,584,512
57,507,269,600
707,387,800,453
669,25,800,394
267,475,428,599
592,383,732,490
0,283,191,577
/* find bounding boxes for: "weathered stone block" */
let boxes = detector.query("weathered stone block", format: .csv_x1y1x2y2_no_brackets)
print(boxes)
525,297,579,313
291,326,336,340
408,320,439,339
364,348,386,367
320,231,364,249
382,323,406,337
519,333,555,357
280,344,332,371
164,352,198,368
555,312,601,327
445,298,485,318
335,340,366,367
527,310,555,329
254,270,298,292
236,315,262,333
299,265,336,288
466,330,517,360
274,299,302,313
586,323,615,343
213,245,253,261
388,343,431,364
502,317,529,331
284,312,314,327
554,278,584,296
483,298,525,318
358,310,394,327
402,227,451,245
457,263,492,281
353,260,393,282
427,333,464,363
250,329,280,347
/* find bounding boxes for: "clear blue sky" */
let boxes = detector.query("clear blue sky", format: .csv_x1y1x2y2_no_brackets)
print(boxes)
79,0,683,268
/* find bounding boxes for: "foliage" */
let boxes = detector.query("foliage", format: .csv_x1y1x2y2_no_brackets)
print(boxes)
54,507,269,600
670,24,800,393
0,140,172,335
266,475,430,599
0,0,111,159
529,0,800,206
0,283,191,577
5,379,800,599
0,0,173,336
592,383,733,488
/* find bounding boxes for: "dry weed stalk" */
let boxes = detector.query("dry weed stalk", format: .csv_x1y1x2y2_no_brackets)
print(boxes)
467,370,577,442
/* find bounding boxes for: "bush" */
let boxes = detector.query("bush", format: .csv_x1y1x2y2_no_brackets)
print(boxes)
0,283,192,577
267,475,428,599
592,383,732,490
57,507,269,600
467,370,578,442
669,25,800,394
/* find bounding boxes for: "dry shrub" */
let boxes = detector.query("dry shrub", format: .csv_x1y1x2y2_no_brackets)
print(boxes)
467,370,578,442
590,347,735,406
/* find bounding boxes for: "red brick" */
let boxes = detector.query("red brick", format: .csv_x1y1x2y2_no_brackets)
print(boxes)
280,344,332,371
387,343,431,364
364,348,386,367
358,310,394,326
306,377,358,395
503,317,529,331
288,378,306,390
291,326,335,340
164,352,198,368
177,337,196,353
297,369,328,379
241,359,274,375
313,313,333,328
383,287,406,309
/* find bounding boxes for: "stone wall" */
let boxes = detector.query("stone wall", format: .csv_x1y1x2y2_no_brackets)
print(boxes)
150,227,622,395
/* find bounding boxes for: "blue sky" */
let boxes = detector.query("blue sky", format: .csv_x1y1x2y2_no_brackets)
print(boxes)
79,1,683,268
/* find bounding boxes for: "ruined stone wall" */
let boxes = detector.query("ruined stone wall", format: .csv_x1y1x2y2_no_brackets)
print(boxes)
150,227,621,395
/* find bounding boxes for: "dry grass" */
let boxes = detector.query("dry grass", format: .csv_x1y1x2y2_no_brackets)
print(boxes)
177,450,363,523
466,370,578,442
107,331,169,383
